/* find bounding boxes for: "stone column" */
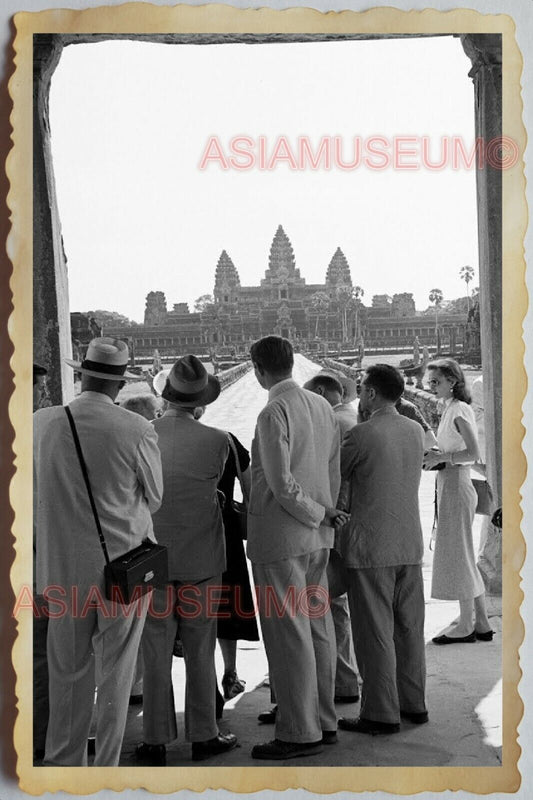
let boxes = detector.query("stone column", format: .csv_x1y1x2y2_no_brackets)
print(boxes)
461,34,502,595
34,35,73,405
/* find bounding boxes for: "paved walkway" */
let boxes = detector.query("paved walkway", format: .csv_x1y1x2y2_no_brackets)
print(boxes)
119,355,502,767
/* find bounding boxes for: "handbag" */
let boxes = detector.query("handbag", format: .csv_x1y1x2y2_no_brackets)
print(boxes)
472,478,493,516
227,434,248,540
65,406,168,604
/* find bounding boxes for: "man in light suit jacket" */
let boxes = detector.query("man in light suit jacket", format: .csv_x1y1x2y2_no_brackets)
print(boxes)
338,364,428,736
136,355,238,765
34,338,163,766
248,336,349,760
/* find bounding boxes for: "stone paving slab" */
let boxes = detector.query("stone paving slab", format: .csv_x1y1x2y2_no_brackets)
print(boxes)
118,354,502,768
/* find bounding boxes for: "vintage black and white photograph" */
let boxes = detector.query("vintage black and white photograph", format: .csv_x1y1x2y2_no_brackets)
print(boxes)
9,3,525,794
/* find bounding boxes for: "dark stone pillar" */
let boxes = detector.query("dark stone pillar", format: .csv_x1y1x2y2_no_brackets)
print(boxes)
461,34,502,595
34,35,73,405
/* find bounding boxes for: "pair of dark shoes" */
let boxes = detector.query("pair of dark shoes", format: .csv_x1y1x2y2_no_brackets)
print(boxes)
252,738,324,760
400,710,429,725
135,733,238,764
221,670,246,700
432,630,476,644
192,732,238,761
258,704,277,724
338,717,400,735
134,742,166,766
433,628,494,645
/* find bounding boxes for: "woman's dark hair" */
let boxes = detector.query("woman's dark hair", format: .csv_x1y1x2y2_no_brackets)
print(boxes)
427,358,471,403
250,336,294,374
364,364,404,403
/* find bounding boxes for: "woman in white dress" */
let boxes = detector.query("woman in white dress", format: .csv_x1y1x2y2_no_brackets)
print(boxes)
423,359,493,644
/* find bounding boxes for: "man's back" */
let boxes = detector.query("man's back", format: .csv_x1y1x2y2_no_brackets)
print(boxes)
152,411,228,580
34,392,162,593
248,379,340,563
341,407,424,568
334,402,359,438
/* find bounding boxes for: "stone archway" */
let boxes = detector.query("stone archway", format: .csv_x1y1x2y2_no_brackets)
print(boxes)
33,31,502,513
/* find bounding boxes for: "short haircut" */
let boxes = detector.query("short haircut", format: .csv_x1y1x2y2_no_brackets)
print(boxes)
364,364,404,403
304,374,343,396
250,336,294,374
120,394,160,420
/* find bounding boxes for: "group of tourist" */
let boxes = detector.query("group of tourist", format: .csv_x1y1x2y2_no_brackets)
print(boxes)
32,334,492,766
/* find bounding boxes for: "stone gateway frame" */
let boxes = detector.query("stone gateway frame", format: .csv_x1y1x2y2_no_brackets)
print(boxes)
6,4,525,795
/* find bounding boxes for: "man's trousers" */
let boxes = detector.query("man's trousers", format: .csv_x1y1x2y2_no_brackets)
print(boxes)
44,589,149,766
141,575,221,745
346,564,427,724
253,548,337,743
327,551,359,697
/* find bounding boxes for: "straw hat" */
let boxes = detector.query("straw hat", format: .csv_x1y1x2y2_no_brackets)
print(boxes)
152,368,170,397
161,354,220,406
65,337,137,381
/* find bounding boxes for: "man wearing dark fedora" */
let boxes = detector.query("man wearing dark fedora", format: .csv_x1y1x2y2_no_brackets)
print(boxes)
136,354,238,765
33,337,164,766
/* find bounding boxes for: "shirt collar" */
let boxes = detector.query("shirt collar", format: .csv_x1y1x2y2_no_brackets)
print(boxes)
370,404,398,418
78,391,115,405
332,402,344,410
162,407,196,419
268,377,298,401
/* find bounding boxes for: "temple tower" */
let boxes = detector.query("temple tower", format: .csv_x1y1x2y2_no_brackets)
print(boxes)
261,225,305,301
144,291,168,325
325,247,352,291
213,250,241,305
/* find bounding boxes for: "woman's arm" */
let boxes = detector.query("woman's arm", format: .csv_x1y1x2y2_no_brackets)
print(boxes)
452,416,480,464
423,416,480,468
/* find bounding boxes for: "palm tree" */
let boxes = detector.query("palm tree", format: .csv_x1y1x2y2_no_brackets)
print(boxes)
429,288,443,353
459,265,475,312
310,291,330,338
335,286,353,342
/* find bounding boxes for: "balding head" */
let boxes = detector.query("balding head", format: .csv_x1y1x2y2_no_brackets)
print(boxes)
303,374,343,408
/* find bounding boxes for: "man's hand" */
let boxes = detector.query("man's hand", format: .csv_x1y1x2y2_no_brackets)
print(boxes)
324,507,351,528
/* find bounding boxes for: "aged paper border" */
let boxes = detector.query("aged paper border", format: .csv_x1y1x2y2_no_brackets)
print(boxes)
6,3,526,795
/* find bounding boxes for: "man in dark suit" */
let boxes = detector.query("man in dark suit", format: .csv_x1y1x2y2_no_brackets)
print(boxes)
339,364,428,735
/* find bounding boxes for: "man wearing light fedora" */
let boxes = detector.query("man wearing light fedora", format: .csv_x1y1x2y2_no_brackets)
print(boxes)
136,354,238,764
33,337,164,766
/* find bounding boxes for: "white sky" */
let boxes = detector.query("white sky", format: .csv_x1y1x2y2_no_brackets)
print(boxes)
49,37,478,323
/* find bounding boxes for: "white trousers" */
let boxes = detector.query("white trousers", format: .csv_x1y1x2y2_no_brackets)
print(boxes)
45,590,149,766
253,548,337,743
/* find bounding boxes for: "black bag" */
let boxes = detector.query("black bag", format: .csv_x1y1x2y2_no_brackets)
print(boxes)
472,478,493,516
65,406,168,604
227,434,248,540
104,539,168,605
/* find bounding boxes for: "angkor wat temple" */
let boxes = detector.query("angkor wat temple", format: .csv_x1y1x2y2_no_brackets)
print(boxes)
73,225,471,363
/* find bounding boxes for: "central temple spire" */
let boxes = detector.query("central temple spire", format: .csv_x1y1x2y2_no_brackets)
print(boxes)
262,225,304,287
